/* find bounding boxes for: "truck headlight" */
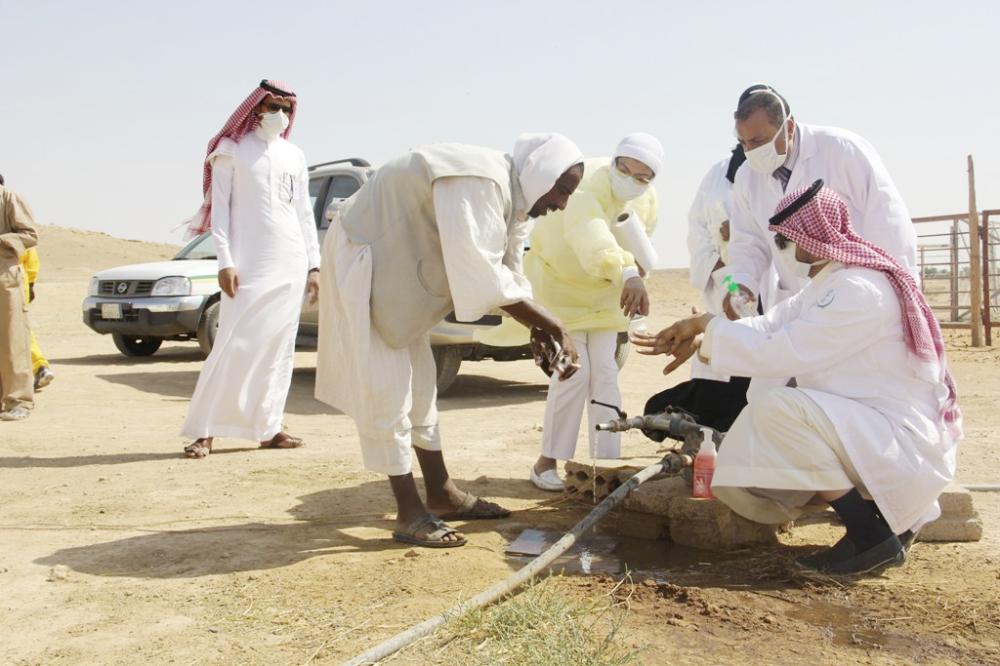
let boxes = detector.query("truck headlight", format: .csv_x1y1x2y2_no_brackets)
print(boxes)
88,277,100,296
152,276,192,296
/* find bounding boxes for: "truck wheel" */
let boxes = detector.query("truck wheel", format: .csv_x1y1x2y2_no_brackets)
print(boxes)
197,300,220,357
432,346,462,395
112,332,162,357
615,332,630,370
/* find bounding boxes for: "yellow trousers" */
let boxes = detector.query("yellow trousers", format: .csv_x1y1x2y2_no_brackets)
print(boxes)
22,280,47,373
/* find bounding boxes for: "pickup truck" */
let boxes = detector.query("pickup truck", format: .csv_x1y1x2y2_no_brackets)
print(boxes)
81,158,545,393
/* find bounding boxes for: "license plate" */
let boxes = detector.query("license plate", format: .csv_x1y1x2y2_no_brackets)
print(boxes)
101,303,123,320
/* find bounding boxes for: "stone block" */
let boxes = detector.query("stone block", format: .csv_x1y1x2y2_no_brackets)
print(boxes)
603,508,671,541
917,513,983,542
668,496,779,551
623,476,689,515
563,461,641,502
937,484,975,517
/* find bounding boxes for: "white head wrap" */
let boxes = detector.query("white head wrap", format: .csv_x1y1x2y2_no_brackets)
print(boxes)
512,133,584,210
613,132,664,176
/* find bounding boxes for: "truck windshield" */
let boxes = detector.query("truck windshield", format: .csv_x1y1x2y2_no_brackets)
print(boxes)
174,233,217,260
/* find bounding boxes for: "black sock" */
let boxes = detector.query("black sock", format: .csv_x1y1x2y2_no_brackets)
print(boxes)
830,489,893,552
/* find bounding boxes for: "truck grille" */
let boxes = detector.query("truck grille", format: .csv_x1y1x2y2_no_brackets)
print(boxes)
98,280,156,297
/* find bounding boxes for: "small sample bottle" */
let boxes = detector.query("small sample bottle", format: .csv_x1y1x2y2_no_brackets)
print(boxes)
692,426,717,499
628,314,648,336
723,275,757,318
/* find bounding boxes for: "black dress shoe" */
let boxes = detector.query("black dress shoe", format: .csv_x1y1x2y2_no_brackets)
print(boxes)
795,535,856,571
899,529,917,552
796,535,905,576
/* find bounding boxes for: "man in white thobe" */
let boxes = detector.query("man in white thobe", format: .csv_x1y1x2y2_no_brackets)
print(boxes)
722,84,918,320
316,134,585,548
635,182,962,576
181,80,320,457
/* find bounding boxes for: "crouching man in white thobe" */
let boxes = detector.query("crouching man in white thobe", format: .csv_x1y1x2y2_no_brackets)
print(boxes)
633,181,963,575
316,134,585,548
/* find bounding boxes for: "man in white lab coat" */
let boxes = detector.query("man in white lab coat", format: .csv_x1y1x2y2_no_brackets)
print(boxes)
722,84,918,320
643,148,758,433
316,134,584,548
634,182,962,576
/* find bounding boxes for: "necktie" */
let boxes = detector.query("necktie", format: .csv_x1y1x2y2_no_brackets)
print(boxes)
774,166,792,192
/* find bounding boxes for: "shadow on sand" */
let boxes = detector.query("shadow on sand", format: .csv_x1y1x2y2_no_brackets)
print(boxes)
34,475,558,579
93,366,547,416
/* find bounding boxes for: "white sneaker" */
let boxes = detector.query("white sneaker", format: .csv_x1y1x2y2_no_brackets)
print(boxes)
530,466,565,492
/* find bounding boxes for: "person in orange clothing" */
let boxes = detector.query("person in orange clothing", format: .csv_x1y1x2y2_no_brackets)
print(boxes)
20,247,54,390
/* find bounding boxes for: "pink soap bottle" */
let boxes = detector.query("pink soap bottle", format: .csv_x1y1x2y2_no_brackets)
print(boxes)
692,427,717,499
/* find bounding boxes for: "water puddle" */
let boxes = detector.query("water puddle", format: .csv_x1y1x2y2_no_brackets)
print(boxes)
504,528,710,580
785,600,922,652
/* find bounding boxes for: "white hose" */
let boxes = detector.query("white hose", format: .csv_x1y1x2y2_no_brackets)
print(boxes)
341,461,666,666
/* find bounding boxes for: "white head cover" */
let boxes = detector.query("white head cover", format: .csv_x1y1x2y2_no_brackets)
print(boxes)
512,133,584,210
613,132,664,176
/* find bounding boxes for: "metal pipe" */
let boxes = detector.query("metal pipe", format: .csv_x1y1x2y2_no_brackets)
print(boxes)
341,459,675,665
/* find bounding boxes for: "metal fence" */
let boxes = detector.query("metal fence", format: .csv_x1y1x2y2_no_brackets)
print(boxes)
913,209,999,344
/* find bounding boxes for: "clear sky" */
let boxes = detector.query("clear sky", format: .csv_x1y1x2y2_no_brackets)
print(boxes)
3,1,997,267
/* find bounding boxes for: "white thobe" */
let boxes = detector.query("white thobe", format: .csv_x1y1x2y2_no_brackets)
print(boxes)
181,129,320,441
316,176,532,476
728,124,918,311
700,263,959,533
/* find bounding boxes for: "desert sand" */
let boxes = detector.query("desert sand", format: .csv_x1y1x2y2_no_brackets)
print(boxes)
1,225,998,665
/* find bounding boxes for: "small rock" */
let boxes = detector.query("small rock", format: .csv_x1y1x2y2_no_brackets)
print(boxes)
47,565,69,581
666,617,694,629
532,423,544,432
762,614,777,625
208,628,219,634
404,549,420,558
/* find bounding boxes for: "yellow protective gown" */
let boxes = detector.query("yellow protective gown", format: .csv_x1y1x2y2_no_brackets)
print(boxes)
525,158,657,332
20,248,47,373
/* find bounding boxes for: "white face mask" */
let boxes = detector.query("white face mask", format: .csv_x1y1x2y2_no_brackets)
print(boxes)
609,166,650,201
778,241,826,280
259,110,289,137
743,91,791,174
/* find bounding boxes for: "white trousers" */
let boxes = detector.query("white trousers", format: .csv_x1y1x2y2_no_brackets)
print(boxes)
314,223,440,477
712,387,865,524
541,330,621,460
356,331,442,476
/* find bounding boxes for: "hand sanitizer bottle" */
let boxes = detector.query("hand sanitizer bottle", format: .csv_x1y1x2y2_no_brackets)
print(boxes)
692,427,717,499
723,275,757,318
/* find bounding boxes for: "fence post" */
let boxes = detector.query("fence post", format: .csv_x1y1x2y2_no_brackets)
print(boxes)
950,221,959,322
968,155,983,347
983,211,993,346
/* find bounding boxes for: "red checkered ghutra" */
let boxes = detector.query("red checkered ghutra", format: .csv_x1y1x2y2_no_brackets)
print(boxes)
183,79,298,237
769,185,962,439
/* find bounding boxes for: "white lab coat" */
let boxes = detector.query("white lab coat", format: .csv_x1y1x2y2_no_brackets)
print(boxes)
702,263,958,533
728,124,918,310
686,156,777,381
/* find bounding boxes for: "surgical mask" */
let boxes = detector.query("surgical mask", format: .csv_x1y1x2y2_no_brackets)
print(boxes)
743,91,790,174
259,110,289,137
609,166,650,201
793,257,828,280
778,242,826,280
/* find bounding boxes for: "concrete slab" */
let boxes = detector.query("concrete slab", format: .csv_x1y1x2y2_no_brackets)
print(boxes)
918,514,983,542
